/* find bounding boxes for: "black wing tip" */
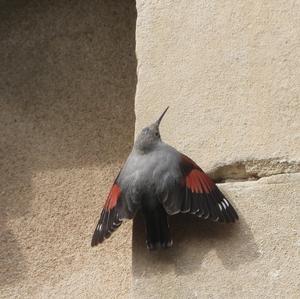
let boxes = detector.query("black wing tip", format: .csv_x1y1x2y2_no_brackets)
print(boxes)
184,186,239,223
222,203,239,223
91,224,105,247
91,234,101,247
91,240,97,247
91,232,101,247
211,187,239,223
91,210,124,247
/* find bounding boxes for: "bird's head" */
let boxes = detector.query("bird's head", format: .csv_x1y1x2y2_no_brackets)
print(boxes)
134,107,169,153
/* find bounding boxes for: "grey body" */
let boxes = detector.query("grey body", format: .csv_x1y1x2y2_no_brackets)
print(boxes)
117,141,181,215
91,107,238,249
116,107,182,219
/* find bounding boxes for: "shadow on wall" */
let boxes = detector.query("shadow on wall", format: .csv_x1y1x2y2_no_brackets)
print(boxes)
133,210,260,277
0,0,136,287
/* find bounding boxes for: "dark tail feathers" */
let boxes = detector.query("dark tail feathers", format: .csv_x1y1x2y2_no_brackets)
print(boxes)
142,204,172,250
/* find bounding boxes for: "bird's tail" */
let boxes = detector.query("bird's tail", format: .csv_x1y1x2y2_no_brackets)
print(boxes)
143,204,173,250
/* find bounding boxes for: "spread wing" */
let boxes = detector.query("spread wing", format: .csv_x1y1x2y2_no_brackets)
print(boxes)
162,154,238,223
91,167,139,246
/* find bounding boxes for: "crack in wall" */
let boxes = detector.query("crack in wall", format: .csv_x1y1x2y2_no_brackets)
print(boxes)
208,158,300,183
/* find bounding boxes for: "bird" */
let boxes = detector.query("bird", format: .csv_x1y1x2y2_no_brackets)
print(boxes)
91,107,238,250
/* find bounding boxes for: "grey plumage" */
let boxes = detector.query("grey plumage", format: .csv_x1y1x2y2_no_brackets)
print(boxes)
91,107,238,249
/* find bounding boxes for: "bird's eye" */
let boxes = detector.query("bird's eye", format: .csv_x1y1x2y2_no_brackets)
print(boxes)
155,132,160,137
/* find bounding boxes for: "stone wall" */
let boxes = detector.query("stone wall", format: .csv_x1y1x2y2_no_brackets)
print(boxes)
0,1,136,297
1,0,299,298
134,0,300,298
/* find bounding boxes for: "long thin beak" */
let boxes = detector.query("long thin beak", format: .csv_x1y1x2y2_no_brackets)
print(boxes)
156,106,169,126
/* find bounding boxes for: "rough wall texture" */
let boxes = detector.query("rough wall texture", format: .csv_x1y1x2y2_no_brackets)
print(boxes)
1,0,299,298
133,174,299,298
135,0,299,169
0,0,136,298
135,0,300,298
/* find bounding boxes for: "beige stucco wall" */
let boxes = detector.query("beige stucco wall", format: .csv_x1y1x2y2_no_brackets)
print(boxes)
0,1,136,298
134,0,300,298
1,0,300,298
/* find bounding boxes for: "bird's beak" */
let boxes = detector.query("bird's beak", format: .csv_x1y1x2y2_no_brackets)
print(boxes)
156,106,169,127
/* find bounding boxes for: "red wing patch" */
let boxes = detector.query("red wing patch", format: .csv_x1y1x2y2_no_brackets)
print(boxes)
91,183,123,246
104,184,121,210
186,169,214,193
161,153,238,223
181,154,214,194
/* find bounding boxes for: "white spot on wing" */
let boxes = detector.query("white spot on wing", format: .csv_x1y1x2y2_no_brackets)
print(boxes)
222,202,227,209
218,203,223,211
168,209,181,215
223,198,230,207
